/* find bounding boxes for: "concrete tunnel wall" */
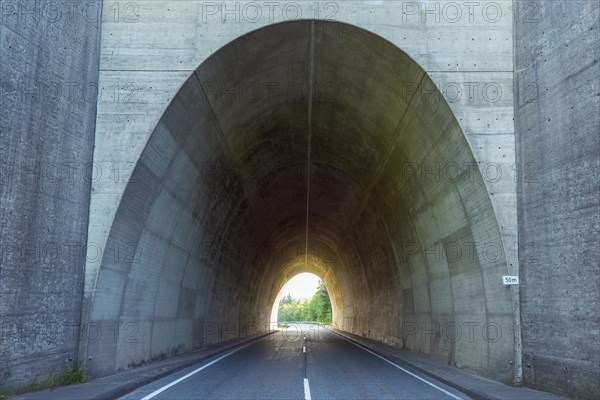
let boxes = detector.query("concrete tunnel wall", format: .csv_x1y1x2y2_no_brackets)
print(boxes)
84,21,517,382
0,0,102,389
514,1,600,397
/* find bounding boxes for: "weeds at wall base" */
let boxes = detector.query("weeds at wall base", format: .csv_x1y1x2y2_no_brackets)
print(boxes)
0,360,87,398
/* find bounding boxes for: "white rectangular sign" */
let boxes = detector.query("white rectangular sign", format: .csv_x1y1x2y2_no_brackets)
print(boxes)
502,275,519,285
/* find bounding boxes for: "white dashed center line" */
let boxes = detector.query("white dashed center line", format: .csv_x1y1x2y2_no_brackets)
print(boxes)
303,377,312,400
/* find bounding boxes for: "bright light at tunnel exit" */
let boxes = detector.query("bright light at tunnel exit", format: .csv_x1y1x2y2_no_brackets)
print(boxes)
270,273,332,324
280,273,321,300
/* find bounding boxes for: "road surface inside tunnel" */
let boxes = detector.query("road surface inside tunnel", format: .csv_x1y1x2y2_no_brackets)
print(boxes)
119,325,467,400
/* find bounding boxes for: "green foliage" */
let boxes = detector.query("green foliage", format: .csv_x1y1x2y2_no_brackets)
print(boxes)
55,360,88,386
41,360,87,388
0,371,10,399
4,360,88,397
277,281,332,323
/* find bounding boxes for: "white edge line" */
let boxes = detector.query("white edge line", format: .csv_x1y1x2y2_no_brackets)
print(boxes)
140,342,254,400
339,335,464,400
303,378,312,400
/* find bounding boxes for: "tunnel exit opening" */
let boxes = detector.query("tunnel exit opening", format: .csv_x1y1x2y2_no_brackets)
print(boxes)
270,272,334,325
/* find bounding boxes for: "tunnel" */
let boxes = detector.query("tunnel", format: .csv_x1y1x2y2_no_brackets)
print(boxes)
84,20,516,383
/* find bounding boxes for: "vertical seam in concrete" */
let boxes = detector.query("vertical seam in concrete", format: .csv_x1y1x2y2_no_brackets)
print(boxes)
80,0,106,366
194,70,256,244
193,72,252,344
338,72,426,248
193,72,237,168
335,72,426,336
511,1,524,384
305,21,315,270
453,186,494,371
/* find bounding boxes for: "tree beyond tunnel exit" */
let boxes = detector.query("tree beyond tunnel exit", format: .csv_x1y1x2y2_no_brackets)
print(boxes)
278,281,332,323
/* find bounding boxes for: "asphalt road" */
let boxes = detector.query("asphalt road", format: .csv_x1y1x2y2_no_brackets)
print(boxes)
119,324,468,400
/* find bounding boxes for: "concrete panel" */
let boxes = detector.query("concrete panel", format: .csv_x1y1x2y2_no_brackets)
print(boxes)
514,1,600,397
115,319,153,369
0,0,102,388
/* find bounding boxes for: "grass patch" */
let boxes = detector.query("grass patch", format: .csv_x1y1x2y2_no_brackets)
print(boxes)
36,360,88,389
0,360,88,398
56,360,88,386
0,371,10,399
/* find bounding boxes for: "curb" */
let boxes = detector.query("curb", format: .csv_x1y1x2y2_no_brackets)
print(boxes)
12,331,277,400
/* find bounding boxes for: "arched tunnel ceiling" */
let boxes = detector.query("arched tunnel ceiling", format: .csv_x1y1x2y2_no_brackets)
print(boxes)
87,21,514,382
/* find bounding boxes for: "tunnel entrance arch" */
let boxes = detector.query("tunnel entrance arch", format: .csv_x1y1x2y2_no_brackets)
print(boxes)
83,20,520,385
